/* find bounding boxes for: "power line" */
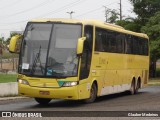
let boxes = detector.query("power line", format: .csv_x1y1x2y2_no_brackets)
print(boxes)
0,0,86,26
0,0,21,9
0,0,55,18
0,0,118,26
36,0,85,18
0,29,14,30
75,2,117,18
103,6,111,22
75,7,102,18
0,20,28,26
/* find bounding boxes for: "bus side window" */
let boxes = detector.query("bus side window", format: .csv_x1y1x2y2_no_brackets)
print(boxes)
132,36,140,55
108,31,116,53
143,38,149,55
79,25,93,80
116,33,125,53
95,29,103,51
125,35,133,54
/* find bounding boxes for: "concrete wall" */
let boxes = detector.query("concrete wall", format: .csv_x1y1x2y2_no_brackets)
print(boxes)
0,82,18,97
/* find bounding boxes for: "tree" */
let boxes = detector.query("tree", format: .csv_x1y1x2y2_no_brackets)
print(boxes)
129,0,160,31
0,44,2,56
141,11,160,77
0,37,4,43
130,0,160,19
116,17,141,32
104,8,119,23
108,9,119,23
120,0,160,77
0,37,5,55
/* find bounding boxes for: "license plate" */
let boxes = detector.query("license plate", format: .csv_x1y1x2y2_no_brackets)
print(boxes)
39,91,50,95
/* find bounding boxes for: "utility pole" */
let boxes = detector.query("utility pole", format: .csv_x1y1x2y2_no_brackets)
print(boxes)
103,6,111,22
119,0,122,20
66,11,75,19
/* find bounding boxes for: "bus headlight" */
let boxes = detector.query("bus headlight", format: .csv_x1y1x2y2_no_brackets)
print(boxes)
18,79,29,85
62,82,78,87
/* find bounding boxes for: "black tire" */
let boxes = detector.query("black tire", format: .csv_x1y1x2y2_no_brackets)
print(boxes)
129,80,135,95
135,80,140,94
35,98,51,105
84,83,97,103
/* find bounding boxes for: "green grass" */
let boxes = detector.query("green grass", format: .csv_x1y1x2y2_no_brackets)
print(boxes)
148,78,160,86
149,78,160,81
148,83,160,86
0,74,17,83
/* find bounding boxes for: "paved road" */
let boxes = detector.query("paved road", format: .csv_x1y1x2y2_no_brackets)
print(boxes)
0,86,160,112
0,86,160,119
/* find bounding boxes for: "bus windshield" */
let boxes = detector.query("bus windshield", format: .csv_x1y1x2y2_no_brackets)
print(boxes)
19,23,82,77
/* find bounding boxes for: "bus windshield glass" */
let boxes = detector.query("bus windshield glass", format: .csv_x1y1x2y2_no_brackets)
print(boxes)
19,23,82,77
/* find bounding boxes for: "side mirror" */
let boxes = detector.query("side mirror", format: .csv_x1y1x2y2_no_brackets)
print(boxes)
9,35,22,53
76,37,86,55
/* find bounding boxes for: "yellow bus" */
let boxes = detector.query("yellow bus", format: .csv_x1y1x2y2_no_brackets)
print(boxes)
9,19,149,104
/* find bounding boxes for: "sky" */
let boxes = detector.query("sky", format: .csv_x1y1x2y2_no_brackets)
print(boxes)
0,0,135,39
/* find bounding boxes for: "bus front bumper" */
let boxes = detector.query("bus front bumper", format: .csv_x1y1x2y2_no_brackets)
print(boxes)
18,83,79,100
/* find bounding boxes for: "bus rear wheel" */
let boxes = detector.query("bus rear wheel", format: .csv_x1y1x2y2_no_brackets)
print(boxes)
35,98,51,105
84,83,97,103
129,80,135,95
135,80,140,94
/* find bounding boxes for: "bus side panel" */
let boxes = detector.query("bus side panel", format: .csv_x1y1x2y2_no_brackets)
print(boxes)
92,70,106,97
91,52,107,96
78,79,90,99
93,53,149,96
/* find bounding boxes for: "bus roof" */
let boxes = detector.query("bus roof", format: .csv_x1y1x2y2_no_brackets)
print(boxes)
30,18,149,39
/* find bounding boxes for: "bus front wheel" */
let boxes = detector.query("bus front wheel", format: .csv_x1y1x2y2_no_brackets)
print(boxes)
35,98,51,105
84,83,97,103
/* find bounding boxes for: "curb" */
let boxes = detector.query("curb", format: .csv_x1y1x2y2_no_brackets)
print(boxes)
0,96,29,101
0,82,18,97
148,82,160,85
148,80,160,86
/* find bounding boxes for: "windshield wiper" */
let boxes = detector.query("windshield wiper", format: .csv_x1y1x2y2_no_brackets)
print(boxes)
31,45,44,75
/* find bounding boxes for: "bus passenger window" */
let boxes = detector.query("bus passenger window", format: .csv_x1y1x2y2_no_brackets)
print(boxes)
109,32,116,53
95,31,103,51
125,35,133,54
116,33,125,53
